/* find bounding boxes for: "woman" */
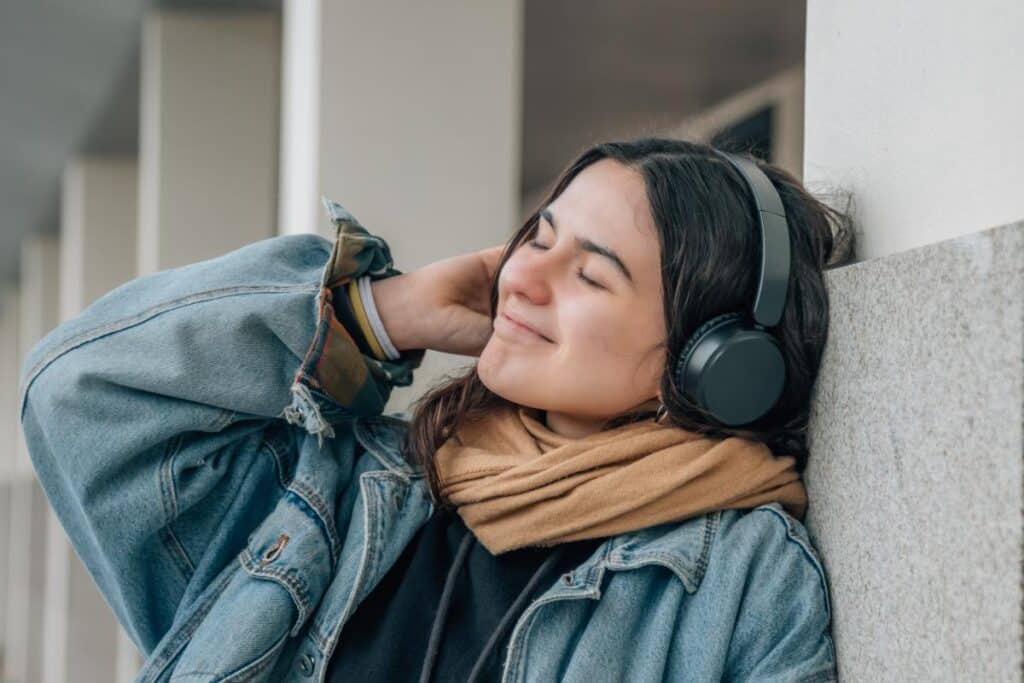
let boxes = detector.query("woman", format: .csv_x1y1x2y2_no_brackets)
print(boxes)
20,137,852,682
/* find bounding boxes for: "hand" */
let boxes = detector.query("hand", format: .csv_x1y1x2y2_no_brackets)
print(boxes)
370,244,505,357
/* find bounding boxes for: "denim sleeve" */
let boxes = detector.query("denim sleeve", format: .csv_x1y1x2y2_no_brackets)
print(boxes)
720,507,840,683
17,197,425,650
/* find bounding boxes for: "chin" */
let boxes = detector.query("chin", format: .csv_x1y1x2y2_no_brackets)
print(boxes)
477,361,523,404
476,357,553,412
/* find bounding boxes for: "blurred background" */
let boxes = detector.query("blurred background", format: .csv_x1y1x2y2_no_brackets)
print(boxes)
2,1,1023,682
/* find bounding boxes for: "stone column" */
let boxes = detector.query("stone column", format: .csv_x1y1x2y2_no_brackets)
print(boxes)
6,235,60,683
138,8,280,274
4,480,50,683
0,286,19,674
36,158,139,683
60,159,138,316
804,1,1024,261
278,0,524,413
122,9,282,680
0,483,7,666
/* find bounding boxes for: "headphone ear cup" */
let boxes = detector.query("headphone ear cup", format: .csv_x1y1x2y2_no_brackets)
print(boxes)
674,312,786,426
675,312,747,380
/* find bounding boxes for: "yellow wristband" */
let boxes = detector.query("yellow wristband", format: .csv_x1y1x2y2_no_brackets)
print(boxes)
347,279,387,361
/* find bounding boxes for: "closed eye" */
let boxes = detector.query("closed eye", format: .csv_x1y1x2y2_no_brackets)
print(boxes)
527,240,606,290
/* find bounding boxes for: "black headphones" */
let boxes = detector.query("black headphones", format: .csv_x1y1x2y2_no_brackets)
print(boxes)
672,149,791,427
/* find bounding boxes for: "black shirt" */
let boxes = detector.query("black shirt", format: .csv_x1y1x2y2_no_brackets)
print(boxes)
326,506,604,682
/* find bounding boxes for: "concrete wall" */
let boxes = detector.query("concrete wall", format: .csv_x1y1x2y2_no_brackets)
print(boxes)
804,1,1024,262
804,219,1023,679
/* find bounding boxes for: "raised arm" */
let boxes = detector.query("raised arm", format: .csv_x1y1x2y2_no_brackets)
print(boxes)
17,198,424,651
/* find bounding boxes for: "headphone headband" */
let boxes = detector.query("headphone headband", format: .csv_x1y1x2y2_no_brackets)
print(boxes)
712,150,791,329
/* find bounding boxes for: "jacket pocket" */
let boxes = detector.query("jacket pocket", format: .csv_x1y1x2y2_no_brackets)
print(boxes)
168,492,334,682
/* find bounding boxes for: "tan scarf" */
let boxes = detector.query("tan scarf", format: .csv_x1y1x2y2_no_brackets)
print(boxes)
434,404,808,555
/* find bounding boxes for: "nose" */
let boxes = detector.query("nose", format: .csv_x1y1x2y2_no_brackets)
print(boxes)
500,243,556,306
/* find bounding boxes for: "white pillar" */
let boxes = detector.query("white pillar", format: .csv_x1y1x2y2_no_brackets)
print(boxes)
279,0,524,411
36,158,139,683
0,484,7,662
6,235,60,683
61,159,139,317
0,286,19,669
139,8,281,274
5,480,50,683
804,0,1024,261
126,10,282,678
16,236,60,479
116,629,143,683
0,291,17,466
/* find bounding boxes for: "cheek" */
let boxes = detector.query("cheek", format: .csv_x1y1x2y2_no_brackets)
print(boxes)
562,302,637,357
564,300,666,378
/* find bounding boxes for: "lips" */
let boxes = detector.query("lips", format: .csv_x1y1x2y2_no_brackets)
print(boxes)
500,311,554,342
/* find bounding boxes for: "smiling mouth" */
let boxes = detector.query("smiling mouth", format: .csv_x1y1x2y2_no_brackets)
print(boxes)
496,313,554,343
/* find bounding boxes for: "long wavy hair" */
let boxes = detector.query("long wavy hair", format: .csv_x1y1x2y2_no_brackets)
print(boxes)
403,137,855,511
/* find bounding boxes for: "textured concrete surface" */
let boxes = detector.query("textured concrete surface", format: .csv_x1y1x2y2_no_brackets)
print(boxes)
802,220,1024,681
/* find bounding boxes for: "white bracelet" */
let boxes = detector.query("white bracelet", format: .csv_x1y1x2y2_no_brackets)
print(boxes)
357,276,402,361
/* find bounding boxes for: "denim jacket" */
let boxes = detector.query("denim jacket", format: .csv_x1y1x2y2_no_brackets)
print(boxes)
19,199,839,682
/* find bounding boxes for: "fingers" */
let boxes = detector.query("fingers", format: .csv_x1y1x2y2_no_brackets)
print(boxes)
478,244,506,280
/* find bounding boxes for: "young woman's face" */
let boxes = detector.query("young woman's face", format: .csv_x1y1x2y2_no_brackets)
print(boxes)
477,158,667,436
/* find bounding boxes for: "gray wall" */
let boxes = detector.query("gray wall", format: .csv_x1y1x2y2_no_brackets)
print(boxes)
804,219,1024,680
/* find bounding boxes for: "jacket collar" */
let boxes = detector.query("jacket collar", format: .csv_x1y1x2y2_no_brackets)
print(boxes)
559,511,720,596
353,413,719,594
353,413,422,479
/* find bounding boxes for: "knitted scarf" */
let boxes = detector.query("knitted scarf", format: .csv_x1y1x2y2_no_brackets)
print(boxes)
433,403,808,555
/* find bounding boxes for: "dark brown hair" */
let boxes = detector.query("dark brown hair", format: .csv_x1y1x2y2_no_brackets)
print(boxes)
404,137,855,511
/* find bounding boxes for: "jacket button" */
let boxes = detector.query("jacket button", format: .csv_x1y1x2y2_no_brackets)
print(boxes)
297,652,315,677
562,573,573,585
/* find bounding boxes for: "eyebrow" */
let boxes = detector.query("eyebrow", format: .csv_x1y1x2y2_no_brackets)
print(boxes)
539,207,635,286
